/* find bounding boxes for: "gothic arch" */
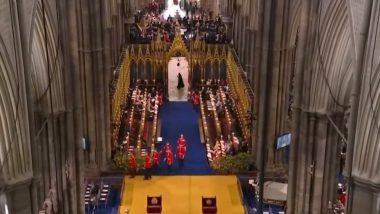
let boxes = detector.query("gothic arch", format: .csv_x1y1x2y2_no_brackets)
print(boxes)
205,60,212,80
352,6,380,183
146,59,153,80
308,0,352,112
288,0,301,46
30,0,65,114
167,29,190,61
0,38,32,181
129,59,137,83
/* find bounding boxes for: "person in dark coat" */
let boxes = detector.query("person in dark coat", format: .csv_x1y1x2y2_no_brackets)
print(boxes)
177,73,185,89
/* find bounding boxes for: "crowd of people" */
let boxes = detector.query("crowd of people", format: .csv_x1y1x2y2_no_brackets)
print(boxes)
190,82,248,162
130,1,228,44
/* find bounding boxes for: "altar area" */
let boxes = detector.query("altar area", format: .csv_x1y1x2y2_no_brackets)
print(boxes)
162,0,186,19
118,176,244,214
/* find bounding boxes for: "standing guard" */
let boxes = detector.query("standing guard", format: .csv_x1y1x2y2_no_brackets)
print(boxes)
128,152,135,178
176,143,186,167
144,153,152,180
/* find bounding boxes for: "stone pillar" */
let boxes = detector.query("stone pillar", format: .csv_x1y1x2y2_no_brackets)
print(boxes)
238,12,243,57
62,0,85,212
350,181,380,214
286,0,311,212
288,112,343,214
345,1,378,214
310,115,329,214
14,0,39,212
256,0,273,169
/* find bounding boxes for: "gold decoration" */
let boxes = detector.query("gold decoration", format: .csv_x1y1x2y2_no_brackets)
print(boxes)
167,28,189,59
151,197,158,205
206,199,212,205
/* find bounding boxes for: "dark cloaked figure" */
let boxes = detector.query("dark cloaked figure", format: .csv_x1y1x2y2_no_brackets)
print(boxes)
177,73,185,89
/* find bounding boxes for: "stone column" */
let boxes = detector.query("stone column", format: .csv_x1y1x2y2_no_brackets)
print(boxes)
238,13,243,57
286,0,311,212
256,0,274,212
310,115,329,214
62,0,85,212
14,0,39,211
289,112,343,214
256,0,272,168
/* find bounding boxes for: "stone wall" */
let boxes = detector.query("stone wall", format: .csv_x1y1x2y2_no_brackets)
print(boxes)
0,0,135,213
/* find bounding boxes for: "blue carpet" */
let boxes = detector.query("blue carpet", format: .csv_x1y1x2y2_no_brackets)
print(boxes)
152,101,212,175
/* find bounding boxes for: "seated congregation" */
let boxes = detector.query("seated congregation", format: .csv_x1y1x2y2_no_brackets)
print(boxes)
192,81,249,164
130,0,228,44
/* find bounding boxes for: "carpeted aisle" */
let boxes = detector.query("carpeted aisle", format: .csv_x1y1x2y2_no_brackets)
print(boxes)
154,101,212,175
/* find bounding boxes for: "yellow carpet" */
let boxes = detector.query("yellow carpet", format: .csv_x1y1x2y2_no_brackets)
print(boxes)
118,175,244,214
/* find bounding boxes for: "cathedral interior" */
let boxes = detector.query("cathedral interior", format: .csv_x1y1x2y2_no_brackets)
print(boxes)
0,0,379,213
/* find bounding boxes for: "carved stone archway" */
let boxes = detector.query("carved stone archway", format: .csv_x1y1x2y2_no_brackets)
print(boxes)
166,29,192,97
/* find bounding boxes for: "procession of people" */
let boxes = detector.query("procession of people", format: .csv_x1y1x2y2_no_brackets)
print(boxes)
126,133,188,180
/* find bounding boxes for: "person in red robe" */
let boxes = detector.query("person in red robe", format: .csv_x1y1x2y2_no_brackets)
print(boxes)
176,134,187,146
161,142,172,153
163,31,170,43
164,149,174,169
176,144,186,167
157,94,163,106
144,153,152,180
339,191,346,205
152,149,160,167
191,92,199,111
128,152,135,178
191,91,196,104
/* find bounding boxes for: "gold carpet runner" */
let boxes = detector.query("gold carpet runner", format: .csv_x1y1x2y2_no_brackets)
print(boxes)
119,175,244,214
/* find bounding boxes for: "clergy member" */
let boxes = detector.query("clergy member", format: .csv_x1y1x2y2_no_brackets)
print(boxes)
176,134,187,146
177,73,185,89
164,149,174,170
176,143,186,167
152,149,160,167
162,142,172,153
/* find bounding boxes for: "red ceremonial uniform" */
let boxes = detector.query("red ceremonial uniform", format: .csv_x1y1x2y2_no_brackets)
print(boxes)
144,154,151,169
176,145,186,160
339,192,346,205
165,151,173,166
162,143,172,153
152,150,160,165
191,92,199,105
163,32,170,43
193,94,199,105
128,154,135,169
177,136,187,146
157,95,163,106
191,92,196,104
